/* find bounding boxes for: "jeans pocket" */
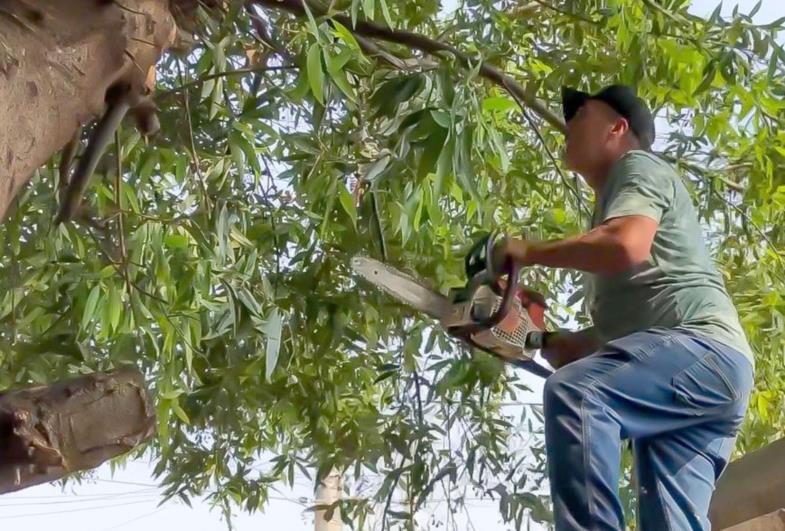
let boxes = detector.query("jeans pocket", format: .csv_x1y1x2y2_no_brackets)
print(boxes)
671,352,740,415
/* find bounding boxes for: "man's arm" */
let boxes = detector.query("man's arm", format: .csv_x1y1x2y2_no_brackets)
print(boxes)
501,215,658,275
541,327,601,369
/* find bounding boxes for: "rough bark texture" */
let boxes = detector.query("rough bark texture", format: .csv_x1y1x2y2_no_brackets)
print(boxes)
0,0,177,219
0,367,155,494
710,438,785,530
721,510,785,531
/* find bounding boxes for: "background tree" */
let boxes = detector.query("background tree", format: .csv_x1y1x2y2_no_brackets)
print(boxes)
1,0,784,528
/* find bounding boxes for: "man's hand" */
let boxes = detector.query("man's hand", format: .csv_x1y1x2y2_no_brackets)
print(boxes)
491,237,532,272
541,328,601,370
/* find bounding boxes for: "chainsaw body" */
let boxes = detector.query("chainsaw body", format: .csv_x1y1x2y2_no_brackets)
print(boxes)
441,238,546,362
351,231,552,378
441,283,546,361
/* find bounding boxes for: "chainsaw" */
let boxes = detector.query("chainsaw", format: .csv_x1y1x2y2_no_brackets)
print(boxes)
351,232,553,379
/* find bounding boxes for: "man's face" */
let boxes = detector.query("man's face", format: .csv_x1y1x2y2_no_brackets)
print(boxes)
563,100,622,177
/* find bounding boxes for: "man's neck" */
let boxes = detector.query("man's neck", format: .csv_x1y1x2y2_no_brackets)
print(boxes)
583,148,636,195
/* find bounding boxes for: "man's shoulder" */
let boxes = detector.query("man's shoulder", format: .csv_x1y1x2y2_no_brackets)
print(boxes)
618,149,674,174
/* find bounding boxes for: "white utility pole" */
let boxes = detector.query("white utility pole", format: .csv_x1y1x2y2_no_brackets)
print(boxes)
314,468,343,531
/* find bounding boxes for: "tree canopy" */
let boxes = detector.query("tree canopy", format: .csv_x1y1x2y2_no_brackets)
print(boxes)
2,0,785,528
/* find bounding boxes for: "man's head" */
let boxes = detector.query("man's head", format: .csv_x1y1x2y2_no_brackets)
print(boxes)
561,85,655,185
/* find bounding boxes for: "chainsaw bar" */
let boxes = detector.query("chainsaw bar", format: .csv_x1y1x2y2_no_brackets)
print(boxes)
351,256,452,319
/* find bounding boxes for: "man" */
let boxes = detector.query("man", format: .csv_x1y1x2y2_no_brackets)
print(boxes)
492,85,754,530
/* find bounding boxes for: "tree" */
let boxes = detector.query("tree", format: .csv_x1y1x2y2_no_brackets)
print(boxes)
1,0,784,528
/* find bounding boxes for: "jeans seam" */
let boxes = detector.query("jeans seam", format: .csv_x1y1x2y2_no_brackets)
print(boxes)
581,392,594,521
704,354,741,402
654,479,674,531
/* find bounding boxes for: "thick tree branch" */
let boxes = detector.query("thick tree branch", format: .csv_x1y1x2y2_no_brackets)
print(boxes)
251,0,566,133
0,368,155,494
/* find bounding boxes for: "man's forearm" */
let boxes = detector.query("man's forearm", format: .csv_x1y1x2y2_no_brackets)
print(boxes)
503,215,658,275
542,327,601,369
510,227,634,274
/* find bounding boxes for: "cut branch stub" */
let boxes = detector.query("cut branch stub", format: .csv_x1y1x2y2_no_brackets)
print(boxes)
0,368,156,494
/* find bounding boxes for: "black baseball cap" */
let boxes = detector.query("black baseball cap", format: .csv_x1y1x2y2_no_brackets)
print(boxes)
561,85,655,150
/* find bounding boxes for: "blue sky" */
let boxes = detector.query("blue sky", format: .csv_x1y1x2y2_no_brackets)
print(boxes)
3,1,781,530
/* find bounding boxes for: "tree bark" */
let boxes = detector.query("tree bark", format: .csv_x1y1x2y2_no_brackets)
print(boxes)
0,0,177,220
0,367,155,494
710,438,785,530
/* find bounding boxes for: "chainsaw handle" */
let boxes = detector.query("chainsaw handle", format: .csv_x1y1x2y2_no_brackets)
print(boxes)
464,230,502,280
474,259,521,329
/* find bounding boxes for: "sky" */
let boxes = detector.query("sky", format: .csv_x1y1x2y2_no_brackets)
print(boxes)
3,0,782,530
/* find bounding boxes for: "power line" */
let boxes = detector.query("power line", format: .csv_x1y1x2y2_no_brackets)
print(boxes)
0,498,161,520
1,488,157,500
97,507,166,531
0,491,158,507
93,478,160,488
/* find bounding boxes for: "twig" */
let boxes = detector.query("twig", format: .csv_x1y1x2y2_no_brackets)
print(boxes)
252,0,566,132
528,0,595,24
157,64,297,101
666,155,748,192
382,455,407,531
178,65,213,213
711,188,785,262
85,227,168,305
58,126,82,205
509,84,588,221
369,190,387,261
114,131,131,295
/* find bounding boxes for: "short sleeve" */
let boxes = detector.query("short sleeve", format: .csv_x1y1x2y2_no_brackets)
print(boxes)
602,153,672,224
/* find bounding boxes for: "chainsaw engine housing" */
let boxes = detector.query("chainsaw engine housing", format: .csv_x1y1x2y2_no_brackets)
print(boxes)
440,285,544,361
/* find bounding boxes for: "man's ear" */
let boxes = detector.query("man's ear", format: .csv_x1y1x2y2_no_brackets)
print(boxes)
611,116,630,137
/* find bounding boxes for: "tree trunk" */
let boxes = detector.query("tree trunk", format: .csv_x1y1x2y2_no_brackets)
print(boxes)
0,0,180,493
710,438,785,529
0,0,177,219
0,367,155,494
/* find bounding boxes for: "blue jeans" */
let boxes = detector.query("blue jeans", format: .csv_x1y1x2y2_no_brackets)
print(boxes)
544,328,754,531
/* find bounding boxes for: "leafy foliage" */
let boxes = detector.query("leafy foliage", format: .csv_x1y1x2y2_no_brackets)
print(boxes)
2,0,785,528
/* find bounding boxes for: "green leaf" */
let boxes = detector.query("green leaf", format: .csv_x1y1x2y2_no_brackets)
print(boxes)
364,153,391,182
418,127,448,178
209,77,223,121
81,285,101,330
320,178,339,240
338,185,357,228
325,50,356,102
228,130,247,177
307,43,325,105
108,285,122,332
363,0,374,20
172,401,191,425
351,0,360,27
165,233,190,250
263,309,283,383
332,21,360,51
435,134,453,197
302,1,321,39
379,0,393,27
482,96,516,113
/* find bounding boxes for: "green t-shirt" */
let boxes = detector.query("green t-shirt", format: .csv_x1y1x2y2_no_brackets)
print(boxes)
585,150,753,364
